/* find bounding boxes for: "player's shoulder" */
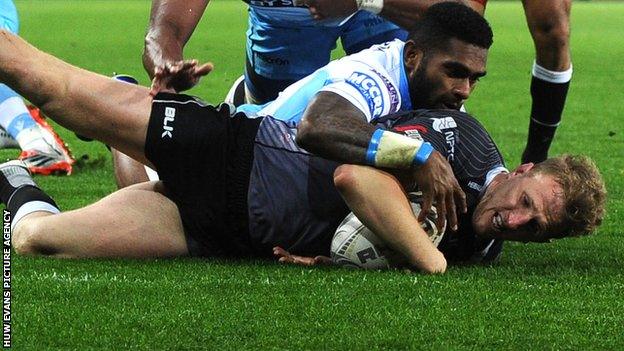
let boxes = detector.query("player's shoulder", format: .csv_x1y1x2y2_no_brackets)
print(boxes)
344,39,405,67
377,109,487,132
321,42,406,120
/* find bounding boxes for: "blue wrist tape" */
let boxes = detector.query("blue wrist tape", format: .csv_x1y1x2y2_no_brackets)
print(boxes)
413,142,434,166
365,129,384,165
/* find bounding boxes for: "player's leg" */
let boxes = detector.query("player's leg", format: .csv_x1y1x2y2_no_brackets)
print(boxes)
340,11,407,55
243,57,297,104
243,13,341,104
1,161,188,258
111,148,154,188
0,1,21,151
521,0,572,163
0,2,73,174
104,75,152,188
0,30,153,165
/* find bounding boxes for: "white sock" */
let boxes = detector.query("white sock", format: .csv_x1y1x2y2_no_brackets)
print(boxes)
12,200,60,232
532,61,573,84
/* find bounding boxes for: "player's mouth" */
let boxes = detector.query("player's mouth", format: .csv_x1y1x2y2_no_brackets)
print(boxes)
492,211,504,232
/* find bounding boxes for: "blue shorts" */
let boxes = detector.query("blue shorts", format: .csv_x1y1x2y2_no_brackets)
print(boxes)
245,10,407,103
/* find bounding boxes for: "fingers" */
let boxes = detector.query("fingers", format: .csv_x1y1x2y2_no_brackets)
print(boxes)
445,191,457,232
418,191,432,223
278,255,316,266
194,62,214,76
442,182,466,232
456,184,468,214
272,246,317,266
149,80,161,97
273,246,297,264
150,59,212,94
314,256,333,265
433,194,446,233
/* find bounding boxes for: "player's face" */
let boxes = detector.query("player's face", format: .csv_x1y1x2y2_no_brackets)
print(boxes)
471,164,565,243
405,38,487,110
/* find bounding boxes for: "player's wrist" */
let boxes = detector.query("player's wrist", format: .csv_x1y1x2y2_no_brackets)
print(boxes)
413,141,433,166
365,129,432,169
356,0,384,14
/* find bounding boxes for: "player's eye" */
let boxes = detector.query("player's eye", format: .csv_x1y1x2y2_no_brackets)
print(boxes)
522,193,531,208
448,70,468,79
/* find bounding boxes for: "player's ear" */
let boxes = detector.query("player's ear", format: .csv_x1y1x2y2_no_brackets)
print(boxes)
403,40,423,73
511,162,535,176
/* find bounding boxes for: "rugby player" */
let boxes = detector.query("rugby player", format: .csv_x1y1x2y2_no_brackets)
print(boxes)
302,0,573,163
143,0,484,103
0,0,74,175
0,4,604,273
110,0,483,188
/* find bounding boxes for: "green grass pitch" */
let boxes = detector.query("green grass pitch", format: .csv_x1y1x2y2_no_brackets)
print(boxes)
6,0,624,349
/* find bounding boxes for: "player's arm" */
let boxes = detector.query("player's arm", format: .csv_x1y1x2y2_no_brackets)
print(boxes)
298,91,466,232
143,0,212,94
304,0,485,29
334,164,447,274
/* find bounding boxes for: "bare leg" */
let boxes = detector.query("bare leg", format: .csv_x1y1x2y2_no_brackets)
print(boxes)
12,181,189,258
0,30,153,165
523,0,571,71
521,0,572,163
112,148,150,189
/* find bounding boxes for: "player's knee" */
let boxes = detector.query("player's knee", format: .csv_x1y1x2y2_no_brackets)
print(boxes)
535,24,569,52
12,221,58,256
529,12,570,51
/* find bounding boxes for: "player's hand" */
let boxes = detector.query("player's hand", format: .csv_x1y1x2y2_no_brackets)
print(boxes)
149,59,214,96
412,151,467,232
298,0,358,20
273,246,333,266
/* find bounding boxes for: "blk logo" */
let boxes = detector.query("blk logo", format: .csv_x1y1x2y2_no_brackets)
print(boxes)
162,107,176,138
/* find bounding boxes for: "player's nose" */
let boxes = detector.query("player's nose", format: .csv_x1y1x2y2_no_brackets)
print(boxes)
453,79,471,101
506,209,532,230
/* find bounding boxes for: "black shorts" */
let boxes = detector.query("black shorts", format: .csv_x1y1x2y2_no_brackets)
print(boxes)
145,93,261,257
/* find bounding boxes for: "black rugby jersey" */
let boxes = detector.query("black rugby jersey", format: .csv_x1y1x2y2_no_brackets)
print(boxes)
376,109,506,263
247,109,506,263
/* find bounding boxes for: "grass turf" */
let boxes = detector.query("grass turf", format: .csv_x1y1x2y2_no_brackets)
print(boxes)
7,0,624,349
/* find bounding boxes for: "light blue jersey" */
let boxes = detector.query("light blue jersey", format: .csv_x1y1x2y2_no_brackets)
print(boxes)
241,0,407,102
239,39,412,123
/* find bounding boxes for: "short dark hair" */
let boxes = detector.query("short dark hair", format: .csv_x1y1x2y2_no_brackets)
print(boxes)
408,2,493,51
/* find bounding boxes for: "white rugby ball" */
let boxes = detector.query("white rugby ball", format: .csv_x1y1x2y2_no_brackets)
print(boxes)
330,192,446,270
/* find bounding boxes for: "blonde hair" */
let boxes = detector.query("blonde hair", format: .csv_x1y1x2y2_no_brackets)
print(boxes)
533,154,607,238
